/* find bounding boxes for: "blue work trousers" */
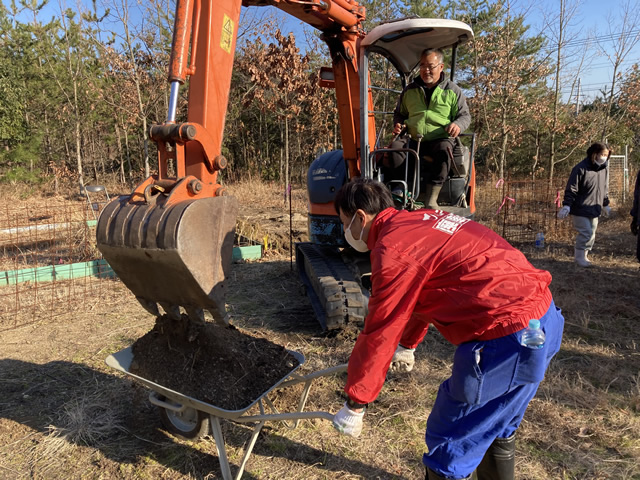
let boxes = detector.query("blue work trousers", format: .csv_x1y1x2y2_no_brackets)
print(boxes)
423,301,564,479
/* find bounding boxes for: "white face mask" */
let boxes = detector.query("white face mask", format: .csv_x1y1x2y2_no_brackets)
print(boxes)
344,213,369,252
595,155,607,166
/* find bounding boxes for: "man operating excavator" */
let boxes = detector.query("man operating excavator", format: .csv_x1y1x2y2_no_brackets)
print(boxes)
383,48,471,209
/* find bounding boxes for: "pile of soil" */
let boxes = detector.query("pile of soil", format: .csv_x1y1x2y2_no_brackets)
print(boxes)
129,314,300,411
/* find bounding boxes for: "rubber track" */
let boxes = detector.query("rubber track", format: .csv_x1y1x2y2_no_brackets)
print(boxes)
297,243,367,330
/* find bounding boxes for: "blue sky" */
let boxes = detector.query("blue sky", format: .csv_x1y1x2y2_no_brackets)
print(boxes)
7,0,639,104
269,0,640,104
529,0,640,103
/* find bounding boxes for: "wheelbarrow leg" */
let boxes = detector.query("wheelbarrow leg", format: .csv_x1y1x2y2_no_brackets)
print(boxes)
209,415,267,480
237,420,266,479
210,416,233,480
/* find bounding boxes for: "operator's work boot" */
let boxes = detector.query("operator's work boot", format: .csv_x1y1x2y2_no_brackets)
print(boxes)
475,434,516,480
426,467,471,480
574,248,592,268
425,184,442,209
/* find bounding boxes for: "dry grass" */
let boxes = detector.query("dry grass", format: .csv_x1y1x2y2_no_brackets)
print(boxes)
226,178,308,213
1,178,639,479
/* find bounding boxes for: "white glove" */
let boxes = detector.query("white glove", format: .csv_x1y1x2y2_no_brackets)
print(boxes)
603,206,612,217
557,206,570,219
390,345,416,372
333,403,365,437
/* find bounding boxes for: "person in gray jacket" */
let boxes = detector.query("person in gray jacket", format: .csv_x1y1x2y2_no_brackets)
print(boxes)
629,170,640,262
557,142,612,267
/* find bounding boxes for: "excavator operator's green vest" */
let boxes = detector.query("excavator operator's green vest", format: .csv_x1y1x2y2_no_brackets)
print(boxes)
400,85,459,141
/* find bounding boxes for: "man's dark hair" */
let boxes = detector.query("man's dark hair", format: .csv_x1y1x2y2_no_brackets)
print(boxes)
334,177,394,218
587,142,611,158
421,48,444,64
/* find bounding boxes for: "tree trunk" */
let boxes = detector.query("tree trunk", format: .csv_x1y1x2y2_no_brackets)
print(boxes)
533,127,540,179
115,118,125,184
123,124,132,185
549,0,565,184
285,115,290,190
73,79,84,194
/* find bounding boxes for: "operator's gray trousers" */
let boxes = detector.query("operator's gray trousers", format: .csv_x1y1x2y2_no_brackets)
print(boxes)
572,215,599,251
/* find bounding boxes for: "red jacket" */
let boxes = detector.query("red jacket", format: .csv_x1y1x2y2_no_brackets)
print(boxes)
345,208,553,405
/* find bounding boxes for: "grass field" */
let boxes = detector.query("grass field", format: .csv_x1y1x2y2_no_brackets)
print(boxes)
0,179,639,480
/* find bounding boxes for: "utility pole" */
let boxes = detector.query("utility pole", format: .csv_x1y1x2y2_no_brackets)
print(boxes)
575,78,581,115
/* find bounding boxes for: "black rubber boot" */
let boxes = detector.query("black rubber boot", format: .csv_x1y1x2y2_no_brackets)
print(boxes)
475,433,516,480
426,467,472,480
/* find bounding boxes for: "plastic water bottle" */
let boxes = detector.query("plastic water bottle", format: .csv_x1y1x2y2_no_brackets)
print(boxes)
521,319,545,349
535,232,545,249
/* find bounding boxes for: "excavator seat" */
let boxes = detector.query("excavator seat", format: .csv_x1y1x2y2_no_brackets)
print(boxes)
373,135,472,209
437,137,471,207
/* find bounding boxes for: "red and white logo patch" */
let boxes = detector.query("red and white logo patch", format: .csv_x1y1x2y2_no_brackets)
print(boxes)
433,213,470,235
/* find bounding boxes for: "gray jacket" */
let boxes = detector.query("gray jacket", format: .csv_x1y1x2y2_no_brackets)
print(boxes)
563,157,610,218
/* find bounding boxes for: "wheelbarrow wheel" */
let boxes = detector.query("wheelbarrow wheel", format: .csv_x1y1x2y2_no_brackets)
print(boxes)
157,396,210,440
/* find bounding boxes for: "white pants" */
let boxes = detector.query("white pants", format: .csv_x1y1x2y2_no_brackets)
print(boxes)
572,215,598,251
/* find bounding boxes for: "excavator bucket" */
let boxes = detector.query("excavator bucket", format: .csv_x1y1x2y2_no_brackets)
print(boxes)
96,195,238,325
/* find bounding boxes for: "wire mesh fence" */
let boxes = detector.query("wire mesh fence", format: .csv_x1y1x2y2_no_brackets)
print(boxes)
0,198,114,331
608,154,631,203
1,167,635,330
475,177,574,247
475,163,635,247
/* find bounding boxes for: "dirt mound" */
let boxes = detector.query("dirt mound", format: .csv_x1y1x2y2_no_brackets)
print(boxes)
129,315,300,411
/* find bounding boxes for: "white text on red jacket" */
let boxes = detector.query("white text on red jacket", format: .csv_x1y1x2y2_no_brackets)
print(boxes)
428,212,470,235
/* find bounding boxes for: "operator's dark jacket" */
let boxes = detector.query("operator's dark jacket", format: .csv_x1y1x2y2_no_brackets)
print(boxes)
562,157,610,218
392,74,471,141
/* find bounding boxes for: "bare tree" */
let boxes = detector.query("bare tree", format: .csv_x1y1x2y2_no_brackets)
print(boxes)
539,0,583,181
98,0,154,177
53,1,94,194
468,0,550,179
597,0,640,141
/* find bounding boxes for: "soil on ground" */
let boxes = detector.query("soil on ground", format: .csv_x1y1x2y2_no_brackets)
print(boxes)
129,314,300,411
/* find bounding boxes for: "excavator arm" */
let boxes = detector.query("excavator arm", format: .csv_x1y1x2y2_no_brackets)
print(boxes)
96,0,375,328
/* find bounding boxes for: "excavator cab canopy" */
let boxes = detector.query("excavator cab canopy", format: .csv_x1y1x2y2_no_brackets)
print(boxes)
358,18,475,203
361,18,474,82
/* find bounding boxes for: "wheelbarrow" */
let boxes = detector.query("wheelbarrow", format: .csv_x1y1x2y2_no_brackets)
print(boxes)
106,346,347,480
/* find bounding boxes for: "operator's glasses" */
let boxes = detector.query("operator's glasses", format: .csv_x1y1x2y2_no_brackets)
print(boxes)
420,63,442,71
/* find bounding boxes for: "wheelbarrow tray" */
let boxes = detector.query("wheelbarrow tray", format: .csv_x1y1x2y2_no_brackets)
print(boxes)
106,345,305,420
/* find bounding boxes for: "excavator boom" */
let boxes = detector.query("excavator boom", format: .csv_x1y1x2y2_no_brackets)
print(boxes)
96,0,374,326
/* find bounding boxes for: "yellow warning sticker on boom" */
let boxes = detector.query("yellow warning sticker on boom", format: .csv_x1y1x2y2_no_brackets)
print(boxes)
221,14,234,53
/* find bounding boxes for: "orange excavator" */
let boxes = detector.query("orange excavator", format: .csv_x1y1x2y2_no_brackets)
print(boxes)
96,0,475,331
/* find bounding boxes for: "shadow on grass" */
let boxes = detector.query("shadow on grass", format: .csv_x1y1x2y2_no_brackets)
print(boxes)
0,358,406,479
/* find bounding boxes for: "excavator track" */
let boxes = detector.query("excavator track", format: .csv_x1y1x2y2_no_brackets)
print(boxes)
295,242,368,330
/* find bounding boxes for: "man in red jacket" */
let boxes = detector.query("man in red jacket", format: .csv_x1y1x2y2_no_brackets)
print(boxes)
331,178,564,480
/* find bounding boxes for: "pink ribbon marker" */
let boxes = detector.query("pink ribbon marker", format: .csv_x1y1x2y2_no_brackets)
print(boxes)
496,195,515,215
495,179,504,189
554,191,562,208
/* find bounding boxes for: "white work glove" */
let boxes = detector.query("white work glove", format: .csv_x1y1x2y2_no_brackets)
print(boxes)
333,403,365,437
602,206,612,217
390,345,416,373
557,206,570,219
